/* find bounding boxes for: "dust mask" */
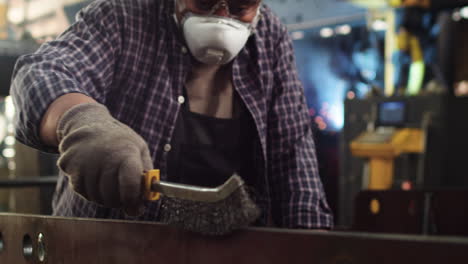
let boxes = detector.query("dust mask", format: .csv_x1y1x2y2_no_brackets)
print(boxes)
177,9,261,65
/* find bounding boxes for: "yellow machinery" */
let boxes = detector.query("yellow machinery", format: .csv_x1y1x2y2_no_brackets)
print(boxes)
351,128,425,190
396,28,425,96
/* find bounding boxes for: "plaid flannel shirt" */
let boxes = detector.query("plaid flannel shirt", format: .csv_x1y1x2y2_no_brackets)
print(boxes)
10,0,333,229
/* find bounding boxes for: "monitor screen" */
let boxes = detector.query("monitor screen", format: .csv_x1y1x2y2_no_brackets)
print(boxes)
378,101,406,126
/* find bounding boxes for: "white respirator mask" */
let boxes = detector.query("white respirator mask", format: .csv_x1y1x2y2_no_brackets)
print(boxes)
175,4,261,65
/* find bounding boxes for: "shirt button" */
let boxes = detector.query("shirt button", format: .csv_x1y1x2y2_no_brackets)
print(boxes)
177,96,185,104
164,144,172,152
181,46,188,54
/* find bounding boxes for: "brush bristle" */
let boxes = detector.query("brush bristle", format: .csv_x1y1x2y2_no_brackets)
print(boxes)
158,185,260,235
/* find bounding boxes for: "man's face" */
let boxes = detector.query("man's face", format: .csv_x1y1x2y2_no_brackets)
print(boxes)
175,0,261,23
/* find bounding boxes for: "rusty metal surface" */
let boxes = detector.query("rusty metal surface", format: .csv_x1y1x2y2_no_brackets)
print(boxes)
1,213,468,264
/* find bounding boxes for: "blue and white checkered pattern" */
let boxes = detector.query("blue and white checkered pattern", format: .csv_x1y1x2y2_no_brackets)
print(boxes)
10,0,333,229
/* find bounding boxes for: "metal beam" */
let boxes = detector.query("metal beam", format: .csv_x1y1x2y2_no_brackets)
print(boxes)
0,213,468,263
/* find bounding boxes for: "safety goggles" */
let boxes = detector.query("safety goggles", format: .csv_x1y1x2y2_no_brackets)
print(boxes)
189,0,261,19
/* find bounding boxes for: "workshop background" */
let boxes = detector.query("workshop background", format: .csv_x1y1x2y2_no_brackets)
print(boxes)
1,0,468,236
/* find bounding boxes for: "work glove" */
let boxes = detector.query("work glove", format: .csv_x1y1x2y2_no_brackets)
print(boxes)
56,103,153,212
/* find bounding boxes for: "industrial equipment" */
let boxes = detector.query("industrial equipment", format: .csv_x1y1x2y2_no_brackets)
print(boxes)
341,95,468,226
350,101,425,190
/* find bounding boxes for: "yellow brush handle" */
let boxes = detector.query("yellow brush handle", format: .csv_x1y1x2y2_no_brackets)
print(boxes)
144,169,161,201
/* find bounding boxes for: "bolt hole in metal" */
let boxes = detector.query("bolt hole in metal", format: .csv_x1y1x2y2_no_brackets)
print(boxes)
23,234,33,260
37,233,46,262
0,231,4,253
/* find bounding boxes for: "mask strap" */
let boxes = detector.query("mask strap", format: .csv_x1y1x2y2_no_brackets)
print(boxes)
249,5,262,34
173,13,180,27
173,0,185,27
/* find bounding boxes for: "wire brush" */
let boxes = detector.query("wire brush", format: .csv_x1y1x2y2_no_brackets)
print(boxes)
144,170,260,235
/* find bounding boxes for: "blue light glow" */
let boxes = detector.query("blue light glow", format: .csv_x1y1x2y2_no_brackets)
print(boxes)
291,26,383,131
293,35,347,130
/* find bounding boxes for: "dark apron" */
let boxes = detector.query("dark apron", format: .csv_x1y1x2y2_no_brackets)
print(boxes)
166,90,255,188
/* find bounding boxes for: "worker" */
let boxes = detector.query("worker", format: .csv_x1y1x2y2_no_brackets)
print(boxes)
10,0,333,229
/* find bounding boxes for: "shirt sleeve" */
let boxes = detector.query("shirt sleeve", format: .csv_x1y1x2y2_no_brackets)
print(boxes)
267,26,334,229
9,0,121,153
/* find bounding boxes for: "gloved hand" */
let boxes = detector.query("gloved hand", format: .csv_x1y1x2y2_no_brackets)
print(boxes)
56,103,153,212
